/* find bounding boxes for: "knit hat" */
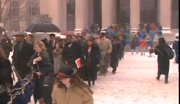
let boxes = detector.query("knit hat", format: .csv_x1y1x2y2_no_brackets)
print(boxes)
57,65,77,79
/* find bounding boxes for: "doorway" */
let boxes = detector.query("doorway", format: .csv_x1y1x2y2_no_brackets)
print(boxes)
93,0,102,29
116,0,130,24
140,0,158,23
171,0,179,29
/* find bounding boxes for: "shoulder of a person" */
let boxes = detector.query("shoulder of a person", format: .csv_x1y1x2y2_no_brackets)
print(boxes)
73,41,80,45
40,51,49,57
0,58,11,64
74,87,92,97
73,41,78,44
53,83,59,89
25,41,33,47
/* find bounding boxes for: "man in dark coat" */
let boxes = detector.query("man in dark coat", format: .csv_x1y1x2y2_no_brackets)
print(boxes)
110,36,122,74
62,35,85,68
49,34,56,49
49,34,56,64
12,33,34,79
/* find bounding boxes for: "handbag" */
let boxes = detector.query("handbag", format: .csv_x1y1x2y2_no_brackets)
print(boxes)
34,64,53,85
43,72,54,85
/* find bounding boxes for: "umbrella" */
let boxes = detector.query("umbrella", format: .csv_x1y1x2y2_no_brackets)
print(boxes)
26,23,61,33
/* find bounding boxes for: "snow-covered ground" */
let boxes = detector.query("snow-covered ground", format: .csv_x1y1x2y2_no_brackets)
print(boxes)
9,52,179,104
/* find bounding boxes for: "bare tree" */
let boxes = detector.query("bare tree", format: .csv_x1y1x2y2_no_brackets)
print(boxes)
1,0,28,30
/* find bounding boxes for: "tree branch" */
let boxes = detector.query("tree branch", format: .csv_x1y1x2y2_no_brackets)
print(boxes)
1,0,9,13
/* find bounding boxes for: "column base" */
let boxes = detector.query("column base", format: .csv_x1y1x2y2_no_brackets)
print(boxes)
130,28,139,33
74,28,83,35
100,28,107,33
162,27,171,34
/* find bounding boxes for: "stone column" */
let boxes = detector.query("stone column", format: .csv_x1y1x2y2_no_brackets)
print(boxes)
40,0,49,14
48,0,67,31
130,0,140,32
75,0,89,33
101,0,116,29
158,0,171,30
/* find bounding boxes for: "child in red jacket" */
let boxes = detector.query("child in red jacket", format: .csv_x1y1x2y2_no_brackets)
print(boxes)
140,39,147,55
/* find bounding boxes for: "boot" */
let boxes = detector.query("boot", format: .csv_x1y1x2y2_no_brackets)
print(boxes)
38,99,45,104
92,81,95,85
88,80,91,87
156,74,160,80
165,75,169,84
112,68,116,74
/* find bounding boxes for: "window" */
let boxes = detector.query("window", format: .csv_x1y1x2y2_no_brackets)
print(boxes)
11,1,20,18
29,0,40,15
12,8,20,18
29,7,40,15
12,19,20,31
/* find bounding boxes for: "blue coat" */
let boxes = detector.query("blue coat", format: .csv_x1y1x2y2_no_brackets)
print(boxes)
149,31,155,40
173,40,179,63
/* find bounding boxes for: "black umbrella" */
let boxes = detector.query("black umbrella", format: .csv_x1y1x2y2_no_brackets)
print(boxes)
26,23,61,33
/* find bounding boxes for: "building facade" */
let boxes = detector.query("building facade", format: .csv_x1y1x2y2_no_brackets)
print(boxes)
2,0,40,32
40,0,178,32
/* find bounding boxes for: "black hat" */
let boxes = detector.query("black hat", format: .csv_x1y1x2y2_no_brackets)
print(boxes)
57,65,77,79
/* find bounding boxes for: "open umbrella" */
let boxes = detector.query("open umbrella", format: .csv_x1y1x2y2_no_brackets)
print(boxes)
26,23,61,33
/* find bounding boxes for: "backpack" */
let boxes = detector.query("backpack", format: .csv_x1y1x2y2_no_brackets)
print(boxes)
165,45,174,59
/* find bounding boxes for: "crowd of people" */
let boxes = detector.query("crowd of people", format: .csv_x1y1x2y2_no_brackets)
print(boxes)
0,32,125,104
0,22,178,104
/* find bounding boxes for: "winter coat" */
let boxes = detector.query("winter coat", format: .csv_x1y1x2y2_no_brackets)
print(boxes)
52,83,94,104
110,41,121,68
155,45,170,75
98,37,112,65
173,40,179,64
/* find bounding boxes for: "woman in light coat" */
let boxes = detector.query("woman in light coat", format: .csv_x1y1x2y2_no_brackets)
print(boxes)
53,41,64,74
52,65,94,104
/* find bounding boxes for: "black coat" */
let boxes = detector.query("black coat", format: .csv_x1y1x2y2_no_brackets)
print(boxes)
82,44,101,81
62,41,85,68
0,58,12,104
29,51,53,102
12,41,34,79
0,59,13,86
130,38,136,49
155,45,170,75
0,39,12,57
78,40,88,64
30,51,53,77
110,41,122,68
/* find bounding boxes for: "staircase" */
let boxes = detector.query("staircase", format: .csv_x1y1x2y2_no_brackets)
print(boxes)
124,32,177,52
85,29,178,52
